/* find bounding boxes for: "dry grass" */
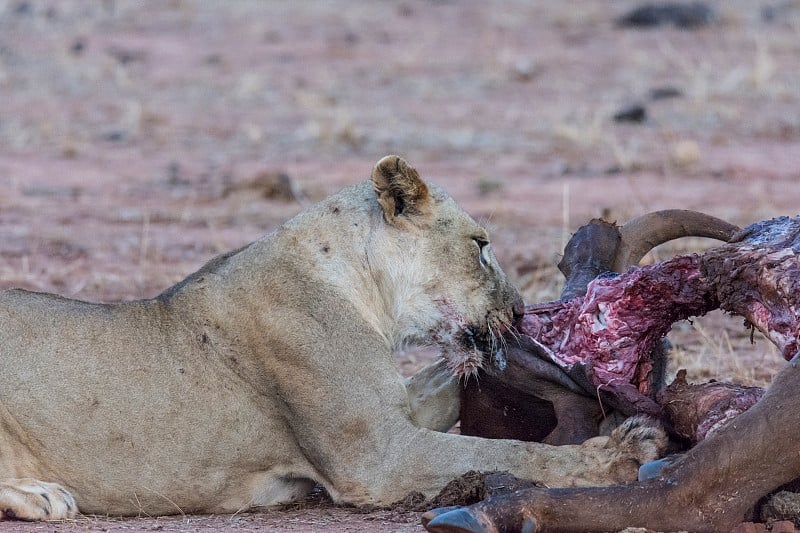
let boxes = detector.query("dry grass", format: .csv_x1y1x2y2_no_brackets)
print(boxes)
667,313,782,387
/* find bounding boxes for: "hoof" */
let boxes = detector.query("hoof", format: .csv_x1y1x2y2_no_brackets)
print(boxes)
638,455,680,481
638,458,668,480
424,507,488,533
421,507,461,527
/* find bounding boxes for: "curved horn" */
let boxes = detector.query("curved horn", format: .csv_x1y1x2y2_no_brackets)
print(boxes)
612,209,740,272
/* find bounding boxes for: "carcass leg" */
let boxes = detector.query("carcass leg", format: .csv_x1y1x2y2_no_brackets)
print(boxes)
425,363,800,533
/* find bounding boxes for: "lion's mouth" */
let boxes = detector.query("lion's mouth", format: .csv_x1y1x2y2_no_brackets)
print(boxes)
438,315,514,379
438,327,486,377
428,299,516,378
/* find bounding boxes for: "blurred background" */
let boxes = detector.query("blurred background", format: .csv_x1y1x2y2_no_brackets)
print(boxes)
0,0,798,384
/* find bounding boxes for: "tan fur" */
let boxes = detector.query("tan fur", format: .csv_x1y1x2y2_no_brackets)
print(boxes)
0,156,665,519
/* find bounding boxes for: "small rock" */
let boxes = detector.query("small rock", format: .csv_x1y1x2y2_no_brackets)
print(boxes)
477,179,502,196
397,3,413,17
613,104,647,123
670,139,701,166
616,2,718,29
166,161,188,187
510,59,538,82
70,38,86,56
762,2,797,23
102,130,128,142
61,144,79,159
204,53,222,65
342,31,359,45
106,45,147,65
12,2,32,15
263,30,282,43
649,86,684,100
223,171,305,203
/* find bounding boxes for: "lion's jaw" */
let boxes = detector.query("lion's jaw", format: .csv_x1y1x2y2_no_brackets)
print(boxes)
429,299,514,379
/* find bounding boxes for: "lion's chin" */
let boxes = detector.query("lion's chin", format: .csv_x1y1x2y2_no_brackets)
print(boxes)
441,345,484,379
438,327,494,379
428,311,506,378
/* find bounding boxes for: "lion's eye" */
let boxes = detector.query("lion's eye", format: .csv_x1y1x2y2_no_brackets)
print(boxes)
473,238,491,268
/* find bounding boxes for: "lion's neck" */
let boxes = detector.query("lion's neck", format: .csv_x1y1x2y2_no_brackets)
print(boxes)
361,237,439,351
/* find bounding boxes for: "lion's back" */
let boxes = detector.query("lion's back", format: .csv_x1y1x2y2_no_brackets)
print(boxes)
0,289,112,355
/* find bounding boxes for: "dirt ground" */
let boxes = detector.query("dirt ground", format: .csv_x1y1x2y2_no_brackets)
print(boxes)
0,0,799,531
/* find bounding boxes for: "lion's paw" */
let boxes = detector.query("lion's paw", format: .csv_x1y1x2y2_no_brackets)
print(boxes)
607,415,669,458
578,415,668,484
0,479,77,521
603,415,668,482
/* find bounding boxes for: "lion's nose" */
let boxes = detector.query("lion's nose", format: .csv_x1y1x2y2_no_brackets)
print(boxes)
512,299,525,318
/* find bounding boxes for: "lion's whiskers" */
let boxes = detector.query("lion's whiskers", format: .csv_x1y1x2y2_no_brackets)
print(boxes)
505,320,523,345
487,319,498,353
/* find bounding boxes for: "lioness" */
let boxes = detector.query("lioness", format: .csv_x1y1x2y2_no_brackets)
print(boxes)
0,156,664,520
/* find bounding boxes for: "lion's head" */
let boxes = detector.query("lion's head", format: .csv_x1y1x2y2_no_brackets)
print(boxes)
365,155,523,378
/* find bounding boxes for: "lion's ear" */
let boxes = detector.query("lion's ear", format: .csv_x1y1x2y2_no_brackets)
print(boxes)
371,155,431,224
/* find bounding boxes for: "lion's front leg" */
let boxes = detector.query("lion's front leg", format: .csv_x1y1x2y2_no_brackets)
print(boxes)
405,359,460,433
287,358,667,506
325,413,666,506
0,479,77,521
278,331,666,507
